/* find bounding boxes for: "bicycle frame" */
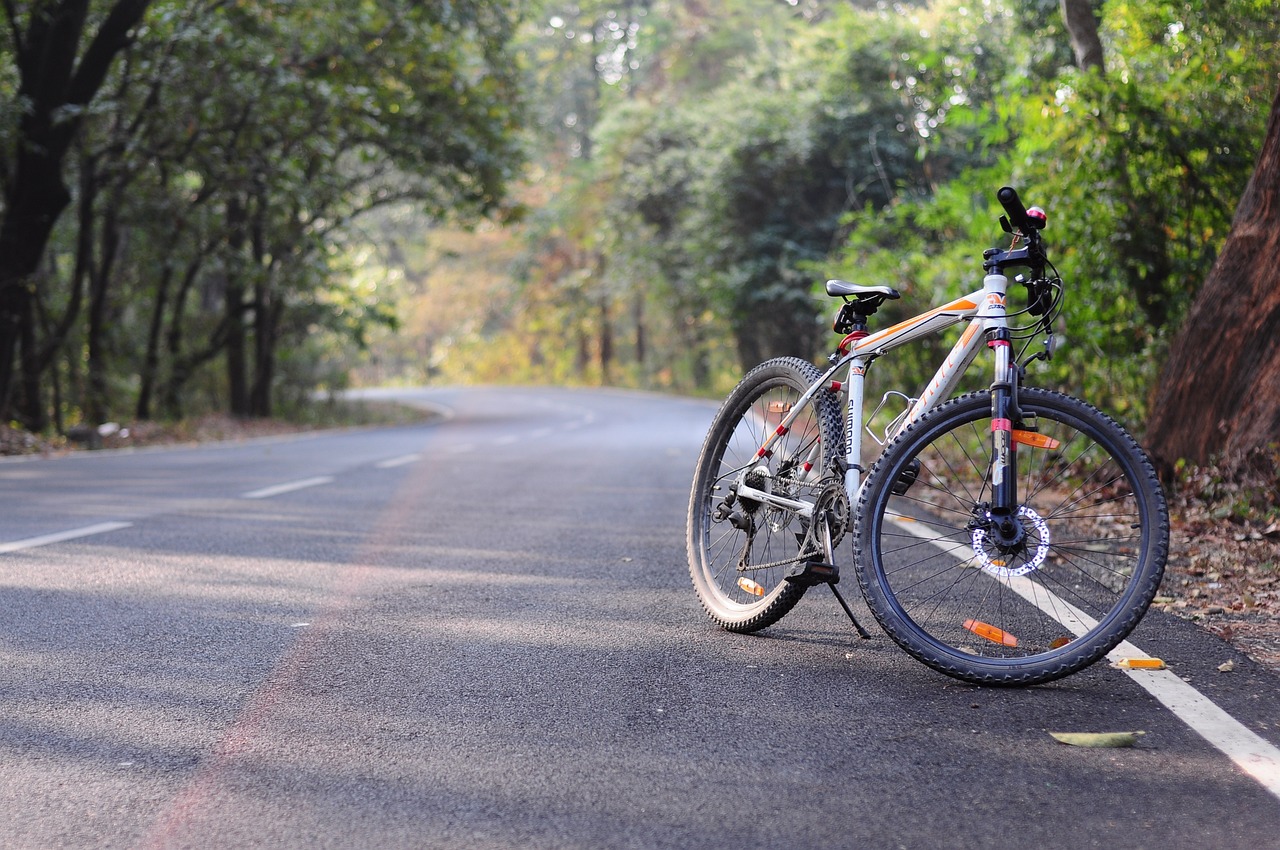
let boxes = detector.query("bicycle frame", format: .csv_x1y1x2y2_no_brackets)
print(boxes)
735,271,1015,513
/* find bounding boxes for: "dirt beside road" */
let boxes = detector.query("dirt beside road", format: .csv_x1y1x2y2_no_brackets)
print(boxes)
1160,467,1280,672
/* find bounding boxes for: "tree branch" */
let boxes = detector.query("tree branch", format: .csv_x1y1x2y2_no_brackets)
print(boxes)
66,0,153,107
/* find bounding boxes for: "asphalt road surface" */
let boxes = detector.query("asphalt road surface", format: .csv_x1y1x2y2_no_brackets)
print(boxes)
1,386,1277,849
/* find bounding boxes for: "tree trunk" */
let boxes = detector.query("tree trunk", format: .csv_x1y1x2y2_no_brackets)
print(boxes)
1058,0,1105,72
85,159,126,426
598,296,613,385
249,281,280,418
633,291,646,369
17,285,43,431
225,280,249,416
160,259,201,419
0,1,153,421
224,197,250,417
137,259,174,421
1146,85,1280,468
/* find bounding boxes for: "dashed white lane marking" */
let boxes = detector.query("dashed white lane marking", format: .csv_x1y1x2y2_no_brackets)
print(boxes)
240,476,334,500
0,521,134,553
890,516,1280,801
375,454,422,469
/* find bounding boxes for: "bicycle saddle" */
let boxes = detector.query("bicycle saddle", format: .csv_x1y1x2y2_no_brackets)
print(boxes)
825,280,901,303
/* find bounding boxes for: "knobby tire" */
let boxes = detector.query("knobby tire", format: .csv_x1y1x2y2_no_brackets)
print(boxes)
854,388,1168,686
687,358,844,633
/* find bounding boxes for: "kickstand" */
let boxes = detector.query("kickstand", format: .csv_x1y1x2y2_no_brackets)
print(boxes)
829,584,872,639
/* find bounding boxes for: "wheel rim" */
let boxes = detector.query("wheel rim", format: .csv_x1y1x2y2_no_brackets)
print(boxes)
697,379,828,612
869,395,1158,668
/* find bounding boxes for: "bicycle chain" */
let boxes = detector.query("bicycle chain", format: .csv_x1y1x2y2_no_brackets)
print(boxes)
736,480,848,573
738,547,822,572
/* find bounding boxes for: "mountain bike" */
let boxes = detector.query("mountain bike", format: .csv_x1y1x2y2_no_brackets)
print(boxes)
686,187,1169,686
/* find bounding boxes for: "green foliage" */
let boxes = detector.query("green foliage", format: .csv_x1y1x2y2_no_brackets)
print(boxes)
0,0,524,426
472,0,1280,440
824,0,1278,427
19,0,1261,430
508,2,991,387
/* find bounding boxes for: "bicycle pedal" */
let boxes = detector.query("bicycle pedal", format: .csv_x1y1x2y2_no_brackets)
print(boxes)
785,560,840,586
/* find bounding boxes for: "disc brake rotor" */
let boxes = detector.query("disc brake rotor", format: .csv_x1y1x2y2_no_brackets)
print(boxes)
971,505,1050,577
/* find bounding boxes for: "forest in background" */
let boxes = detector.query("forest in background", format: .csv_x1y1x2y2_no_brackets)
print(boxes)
0,0,522,431
392,0,1274,428
2,0,1279,464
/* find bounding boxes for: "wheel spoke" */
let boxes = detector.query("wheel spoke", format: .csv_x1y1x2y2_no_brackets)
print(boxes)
856,388,1167,685
688,359,844,633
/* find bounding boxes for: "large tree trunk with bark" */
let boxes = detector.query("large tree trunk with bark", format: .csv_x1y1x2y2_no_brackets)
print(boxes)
1146,86,1280,468
0,1,153,423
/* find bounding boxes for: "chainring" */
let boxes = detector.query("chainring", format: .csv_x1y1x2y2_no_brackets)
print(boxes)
807,479,851,554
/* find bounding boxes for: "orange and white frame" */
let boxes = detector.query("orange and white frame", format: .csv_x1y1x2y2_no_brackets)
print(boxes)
737,272,1014,514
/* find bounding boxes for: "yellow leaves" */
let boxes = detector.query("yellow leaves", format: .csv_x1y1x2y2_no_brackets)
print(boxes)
1050,731,1146,748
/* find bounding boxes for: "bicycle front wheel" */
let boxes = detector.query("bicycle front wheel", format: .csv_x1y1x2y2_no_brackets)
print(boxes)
687,357,844,633
854,388,1168,686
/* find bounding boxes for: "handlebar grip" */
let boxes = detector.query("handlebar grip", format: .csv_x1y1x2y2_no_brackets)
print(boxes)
997,186,1029,231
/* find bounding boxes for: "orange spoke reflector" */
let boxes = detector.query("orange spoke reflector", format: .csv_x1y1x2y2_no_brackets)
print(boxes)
1012,430,1061,449
768,401,793,415
737,577,766,597
1112,657,1167,670
1049,636,1072,649
963,619,1019,647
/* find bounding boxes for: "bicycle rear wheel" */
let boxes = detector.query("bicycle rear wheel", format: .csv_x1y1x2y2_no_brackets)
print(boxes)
687,357,844,632
854,388,1168,686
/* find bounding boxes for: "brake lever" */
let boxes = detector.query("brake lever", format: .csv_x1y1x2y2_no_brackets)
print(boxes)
1021,332,1057,367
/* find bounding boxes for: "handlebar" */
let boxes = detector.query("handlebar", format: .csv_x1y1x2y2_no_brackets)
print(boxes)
997,186,1046,234
983,186,1048,278
988,187,1058,320
997,186,1029,231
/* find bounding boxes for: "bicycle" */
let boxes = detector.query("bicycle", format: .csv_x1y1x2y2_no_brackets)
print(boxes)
686,187,1169,686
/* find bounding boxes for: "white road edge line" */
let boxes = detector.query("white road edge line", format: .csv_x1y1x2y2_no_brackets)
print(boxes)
0,521,133,554
889,515,1280,801
240,476,334,500
375,453,422,469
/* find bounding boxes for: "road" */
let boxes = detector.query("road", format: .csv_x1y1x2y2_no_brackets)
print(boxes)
0,386,1277,849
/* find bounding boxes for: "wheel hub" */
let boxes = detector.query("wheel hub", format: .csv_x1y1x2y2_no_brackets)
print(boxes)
971,505,1050,577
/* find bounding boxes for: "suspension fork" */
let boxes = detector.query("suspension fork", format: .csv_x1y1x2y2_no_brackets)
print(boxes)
986,327,1039,556
980,272,1023,544
988,328,1018,517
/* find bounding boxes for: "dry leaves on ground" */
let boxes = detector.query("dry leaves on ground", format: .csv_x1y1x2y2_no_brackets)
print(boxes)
1160,454,1280,673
